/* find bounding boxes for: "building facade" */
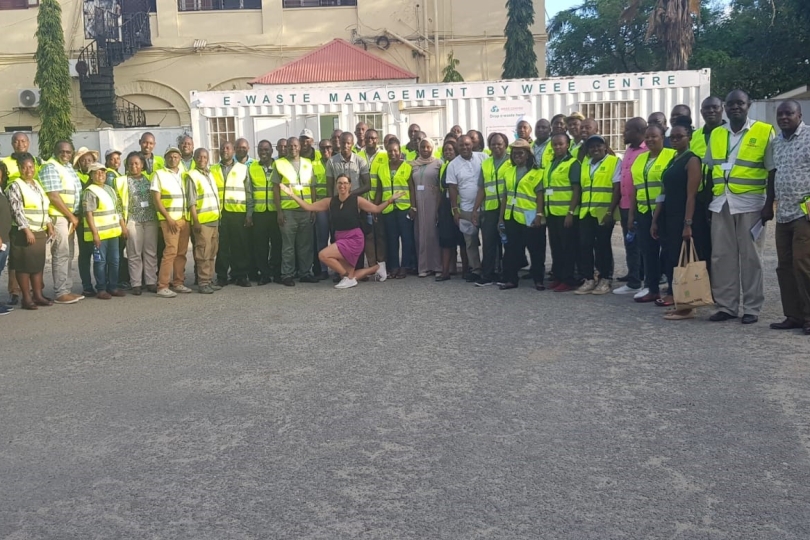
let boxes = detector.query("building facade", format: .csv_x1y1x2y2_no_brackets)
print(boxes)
0,0,547,135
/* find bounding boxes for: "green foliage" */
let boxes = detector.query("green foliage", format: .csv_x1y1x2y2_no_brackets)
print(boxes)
34,0,74,160
503,0,539,78
547,0,810,99
442,52,464,82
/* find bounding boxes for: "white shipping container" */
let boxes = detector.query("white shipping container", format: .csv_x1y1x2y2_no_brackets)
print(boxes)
190,69,712,156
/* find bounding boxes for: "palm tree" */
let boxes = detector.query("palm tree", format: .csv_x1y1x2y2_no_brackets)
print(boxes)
622,0,701,70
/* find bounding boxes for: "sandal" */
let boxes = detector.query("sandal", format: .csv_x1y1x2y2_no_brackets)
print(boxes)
22,302,38,310
34,297,53,307
655,296,674,307
664,309,696,320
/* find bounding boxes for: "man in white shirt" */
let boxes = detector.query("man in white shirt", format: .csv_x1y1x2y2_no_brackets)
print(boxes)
704,89,775,324
446,135,486,281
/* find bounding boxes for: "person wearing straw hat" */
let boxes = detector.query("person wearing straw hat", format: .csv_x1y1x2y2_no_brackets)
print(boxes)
151,146,192,297
82,162,127,300
73,146,102,296
39,140,85,305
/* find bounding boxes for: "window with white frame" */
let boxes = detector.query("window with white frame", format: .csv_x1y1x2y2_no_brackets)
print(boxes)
579,101,636,151
208,117,236,162
355,113,384,131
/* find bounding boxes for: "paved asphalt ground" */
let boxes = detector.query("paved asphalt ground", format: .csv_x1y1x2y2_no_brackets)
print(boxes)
1,228,809,540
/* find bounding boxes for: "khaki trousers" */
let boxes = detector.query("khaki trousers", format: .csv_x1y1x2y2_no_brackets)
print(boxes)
775,217,810,322
193,224,219,286
158,218,190,290
50,216,75,297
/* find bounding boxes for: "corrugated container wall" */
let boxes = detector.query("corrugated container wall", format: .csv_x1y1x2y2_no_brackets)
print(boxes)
191,70,712,155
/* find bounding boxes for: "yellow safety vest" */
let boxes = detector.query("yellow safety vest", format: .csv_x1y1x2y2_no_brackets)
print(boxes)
580,154,621,220
631,149,677,214
187,169,221,224
313,159,328,199
12,179,49,232
153,168,188,221
249,161,276,212
533,139,554,170
179,159,196,174
43,158,79,218
143,155,165,179
83,184,121,241
113,175,129,221
403,147,418,162
543,155,577,217
362,149,386,201
211,161,248,212
707,121,773,196
481,156,512,211
3,155,40,183
503,167,542,225
275,158,313,210
378,162,412,213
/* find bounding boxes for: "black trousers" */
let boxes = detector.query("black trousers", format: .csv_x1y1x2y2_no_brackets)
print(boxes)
251,211,282,280
503,217,546,286
547,214,578,285
216,210,251,280
480,209,502,280
578,214,614,281
637,210,661,294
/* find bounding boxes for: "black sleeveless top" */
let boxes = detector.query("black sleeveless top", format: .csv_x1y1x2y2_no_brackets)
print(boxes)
329,194,362,231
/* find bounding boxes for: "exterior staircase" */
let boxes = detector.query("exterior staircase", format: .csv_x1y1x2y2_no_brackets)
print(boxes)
76,7,151,127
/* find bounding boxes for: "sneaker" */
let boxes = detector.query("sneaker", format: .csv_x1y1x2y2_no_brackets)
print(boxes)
210,283,223,291
592,279,611,295
334,277,358,289
575,279,597,295
54,293,83,304
375,266,388,282
0,305,10,315
156,288,177,298
613,284,640,295
198,284,215,294
475,278,493,287
9,294,19,306
633,287,650,299
172,284,192,293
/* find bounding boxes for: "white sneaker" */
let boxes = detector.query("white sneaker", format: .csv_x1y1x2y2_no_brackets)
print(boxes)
575,279,596,295
375,262,387,282
613,284,641,295
633,287,650,299
334,277,358,289
592,278,611,295
172,284,192,294
156,288,177,298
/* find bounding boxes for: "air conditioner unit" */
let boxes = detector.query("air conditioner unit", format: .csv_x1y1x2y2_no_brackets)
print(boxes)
18,89,40,108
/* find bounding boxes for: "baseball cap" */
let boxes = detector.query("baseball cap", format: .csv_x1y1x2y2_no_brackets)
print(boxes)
87,162,105,172
164,146,181,156
104,149,122,159
300,128,314,139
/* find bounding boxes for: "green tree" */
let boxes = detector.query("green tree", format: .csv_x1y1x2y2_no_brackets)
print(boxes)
442,52,464,82
622,0,700,70
35,0,74,159
503,0,539,78
547,0,664,76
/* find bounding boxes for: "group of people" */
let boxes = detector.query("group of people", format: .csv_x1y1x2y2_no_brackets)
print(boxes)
1,89,809,334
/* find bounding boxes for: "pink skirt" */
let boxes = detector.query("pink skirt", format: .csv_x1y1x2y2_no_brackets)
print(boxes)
334,228,365,267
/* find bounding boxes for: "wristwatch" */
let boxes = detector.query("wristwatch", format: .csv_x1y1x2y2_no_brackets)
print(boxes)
684,219,693,225
567,210,575,216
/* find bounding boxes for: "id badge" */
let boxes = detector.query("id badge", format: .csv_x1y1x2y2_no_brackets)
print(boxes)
720,162,733,172
509,197,517,206
545,188,554,196
416,185,426,191
140,201,149,208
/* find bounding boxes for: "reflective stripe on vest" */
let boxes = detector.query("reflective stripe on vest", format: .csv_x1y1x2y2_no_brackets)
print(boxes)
378,162,412,214
579,154,620,219
364,150,386,201
631,149,676,214
211,162,248,212
481,157,511,211
44,158,78,217
275,158,313,210
313,159,328,199
153,169,187,221
249,161,276,212
13,179,49,232
83,184,121,241
503,167,542,225
187,169,221,224
706,121,773,196
690,126,710,191
543,155,577,217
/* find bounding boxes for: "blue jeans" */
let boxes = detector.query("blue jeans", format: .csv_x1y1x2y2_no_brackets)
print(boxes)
382,209,416,271
93,237,120,292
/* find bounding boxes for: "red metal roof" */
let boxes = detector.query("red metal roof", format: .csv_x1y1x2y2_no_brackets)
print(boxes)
250,38,417,85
